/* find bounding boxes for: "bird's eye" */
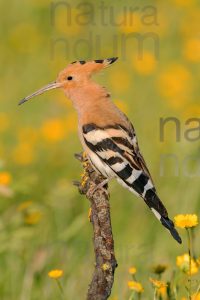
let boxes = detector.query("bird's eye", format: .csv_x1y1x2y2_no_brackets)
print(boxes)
67,76,73,81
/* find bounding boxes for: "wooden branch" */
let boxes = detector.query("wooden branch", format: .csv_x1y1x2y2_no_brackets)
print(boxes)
74,153,117,300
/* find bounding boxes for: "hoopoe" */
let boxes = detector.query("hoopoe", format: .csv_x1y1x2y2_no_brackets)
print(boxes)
19,57,182,244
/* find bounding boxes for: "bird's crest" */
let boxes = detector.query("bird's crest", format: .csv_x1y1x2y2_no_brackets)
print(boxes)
64,57,118,77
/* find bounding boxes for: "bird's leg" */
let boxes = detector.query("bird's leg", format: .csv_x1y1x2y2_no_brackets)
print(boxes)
91,178,109,196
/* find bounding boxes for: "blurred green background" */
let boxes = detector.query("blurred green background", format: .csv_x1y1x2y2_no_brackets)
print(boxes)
0,0,200,299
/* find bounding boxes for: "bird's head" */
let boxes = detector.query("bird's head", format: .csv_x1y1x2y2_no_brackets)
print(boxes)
18,57,118,105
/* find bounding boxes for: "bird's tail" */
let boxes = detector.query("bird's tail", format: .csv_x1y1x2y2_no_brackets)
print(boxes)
143,189,182,244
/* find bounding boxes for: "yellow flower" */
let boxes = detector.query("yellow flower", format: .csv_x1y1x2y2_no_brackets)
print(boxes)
184,38,200,62
157,286,167,297
158,64,192,108
176,254,198,275
48,269,63,279
132,51,157,75
192,293,200,300
151,264,167,275
149,278,167,289
17,200,33,211
128,267,137,275
0,172,11,186
128,281,144,293
174,214,198,228
150,277,167,297
41,119,66,142
24,211,42,225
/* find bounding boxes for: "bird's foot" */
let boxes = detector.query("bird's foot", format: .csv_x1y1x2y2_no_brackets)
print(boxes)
90,179,109,197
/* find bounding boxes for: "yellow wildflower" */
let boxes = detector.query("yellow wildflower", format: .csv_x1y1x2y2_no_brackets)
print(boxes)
17,200,33,211
128,281,144,293
149,278,167,289
176,253,198,275
132,51,156,75
174,214,198,229
128,267,137,275
192,293,200,300
182,294,200,300
0,172,11,186
157,285,167,297
24,211,42,225
41,119,66,142
102,263,110,271
48,269,63,279
158,64,192,108
151,264,167,275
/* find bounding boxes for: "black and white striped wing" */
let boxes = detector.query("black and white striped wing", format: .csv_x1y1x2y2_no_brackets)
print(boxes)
82,123,182,244
82,123,156,199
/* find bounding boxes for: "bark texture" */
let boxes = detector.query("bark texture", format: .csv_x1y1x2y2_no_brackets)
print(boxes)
74,153,117,300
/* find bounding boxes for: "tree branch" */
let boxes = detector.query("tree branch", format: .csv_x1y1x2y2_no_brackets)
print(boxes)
74,153,117,300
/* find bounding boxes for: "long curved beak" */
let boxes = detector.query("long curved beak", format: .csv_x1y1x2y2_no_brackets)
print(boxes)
18,82,61,105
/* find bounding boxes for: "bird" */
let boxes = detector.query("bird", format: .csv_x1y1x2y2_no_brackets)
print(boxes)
19,57,182,244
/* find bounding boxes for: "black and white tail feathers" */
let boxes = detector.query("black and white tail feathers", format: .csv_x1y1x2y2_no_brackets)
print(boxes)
143,189,182,243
